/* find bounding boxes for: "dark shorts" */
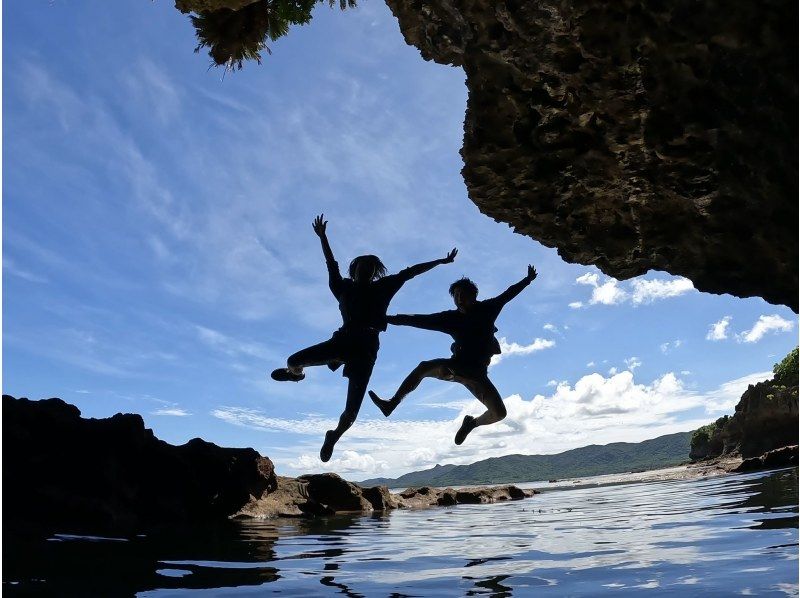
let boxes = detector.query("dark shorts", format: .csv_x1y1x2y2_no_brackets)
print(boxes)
427,357,489,382
329,328,379,378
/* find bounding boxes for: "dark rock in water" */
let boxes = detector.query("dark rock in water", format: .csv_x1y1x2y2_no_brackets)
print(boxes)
726,382,799,458
398,485,536,509
736,445,799,472
385,0,798,309
2,395,276,534
236,479,537,517
3,396,537,532
691,376,798,462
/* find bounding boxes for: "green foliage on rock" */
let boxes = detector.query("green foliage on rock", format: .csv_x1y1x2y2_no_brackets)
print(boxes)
773,347,799,387
192,0,356,71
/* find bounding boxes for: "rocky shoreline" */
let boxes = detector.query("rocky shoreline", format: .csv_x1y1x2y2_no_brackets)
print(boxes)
2,395,535,535
5,394,795,537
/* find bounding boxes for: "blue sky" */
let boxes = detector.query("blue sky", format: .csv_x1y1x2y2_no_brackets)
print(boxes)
3,0,797,478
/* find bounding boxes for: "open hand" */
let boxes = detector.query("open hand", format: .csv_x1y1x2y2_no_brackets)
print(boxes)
312,214,327,237
527,264,537,281
443,248,458,263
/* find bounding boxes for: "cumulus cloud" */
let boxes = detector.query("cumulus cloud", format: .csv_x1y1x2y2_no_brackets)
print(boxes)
291,450,389,474
213,368,771,478
738,315,795,343
706,316,732,341
624,357,642,371
576,273,627,305
573,272,695,308
630,278,694,304
490,337,556,366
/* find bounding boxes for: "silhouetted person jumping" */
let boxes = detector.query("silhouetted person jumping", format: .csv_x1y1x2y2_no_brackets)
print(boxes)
271,214,457,462
369,265,537,445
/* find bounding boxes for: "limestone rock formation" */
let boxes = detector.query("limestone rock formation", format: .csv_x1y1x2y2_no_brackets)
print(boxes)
234,475,536,518
3,395,276,533
4,396,536,534
689,352,798,464
736,445,799,472
385,0,798,309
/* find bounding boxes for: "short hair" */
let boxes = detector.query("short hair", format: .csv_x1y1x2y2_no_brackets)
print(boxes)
449,277,478,298
349,255,387,280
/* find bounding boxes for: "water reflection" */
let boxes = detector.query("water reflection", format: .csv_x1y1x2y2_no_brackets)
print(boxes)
2,469,797,596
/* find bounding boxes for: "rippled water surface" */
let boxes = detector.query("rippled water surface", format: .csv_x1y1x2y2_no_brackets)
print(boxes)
4,468,798,596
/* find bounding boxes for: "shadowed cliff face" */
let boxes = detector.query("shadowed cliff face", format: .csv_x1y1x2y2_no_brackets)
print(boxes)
384,0,798,310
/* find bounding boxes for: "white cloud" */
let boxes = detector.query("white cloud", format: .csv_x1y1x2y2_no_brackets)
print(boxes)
546,379,559,387
573,272,695,308
586,361,595,368
291,450,389,474
660,340,683,354
490,337,556,366
568,301,584,309
592,280,628,305
543,323,558,333
608,367,618,375
630,278,694,304
624,357,642,371
738,315,795,343
706,316,732,341
702,371,772,412
151,408,191,416
214,369,771,478
576,273,599,286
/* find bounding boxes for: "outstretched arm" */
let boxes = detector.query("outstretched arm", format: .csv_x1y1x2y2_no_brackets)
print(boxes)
313,214,343,297
397,248,458,282
387,311,453,333
489,265,537,308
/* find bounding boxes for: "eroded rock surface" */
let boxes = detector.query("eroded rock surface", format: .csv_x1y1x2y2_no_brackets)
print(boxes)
4,396,536,534
736,445,799,472
3,395,276,533
689,368,798,463
234,475,537,518
386,0,798,309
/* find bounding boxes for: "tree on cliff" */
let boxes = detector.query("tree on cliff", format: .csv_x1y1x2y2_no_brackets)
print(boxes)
773,347,798,387
190,0,356,71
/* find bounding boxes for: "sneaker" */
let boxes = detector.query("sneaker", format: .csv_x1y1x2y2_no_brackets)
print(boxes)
454,415,477,445
319,430,336,462
270,368,305,382
368,391,397,417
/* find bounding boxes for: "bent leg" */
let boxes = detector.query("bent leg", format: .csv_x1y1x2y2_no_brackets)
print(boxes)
463,375,506,427
454,374,506,444
321,364,373,462
370,359,451,417
287,338,342,373
394,358,452,403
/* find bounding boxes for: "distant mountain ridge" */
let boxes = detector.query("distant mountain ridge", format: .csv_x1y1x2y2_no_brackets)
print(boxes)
358,432,692,488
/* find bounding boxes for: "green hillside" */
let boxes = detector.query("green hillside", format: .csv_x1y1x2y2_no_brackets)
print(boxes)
359,431,692,488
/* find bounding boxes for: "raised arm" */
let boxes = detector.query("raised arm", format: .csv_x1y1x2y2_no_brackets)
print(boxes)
312,214,343,298
397,248,458,282
386,311,454,333
489,265,537,309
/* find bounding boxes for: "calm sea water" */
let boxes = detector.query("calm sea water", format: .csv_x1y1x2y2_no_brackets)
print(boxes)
4,468,797,596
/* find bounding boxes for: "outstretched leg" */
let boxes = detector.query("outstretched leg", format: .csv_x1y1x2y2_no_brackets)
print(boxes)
272,338,342,382
369,359,451,417
320,364,373,462
454,374,506,445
